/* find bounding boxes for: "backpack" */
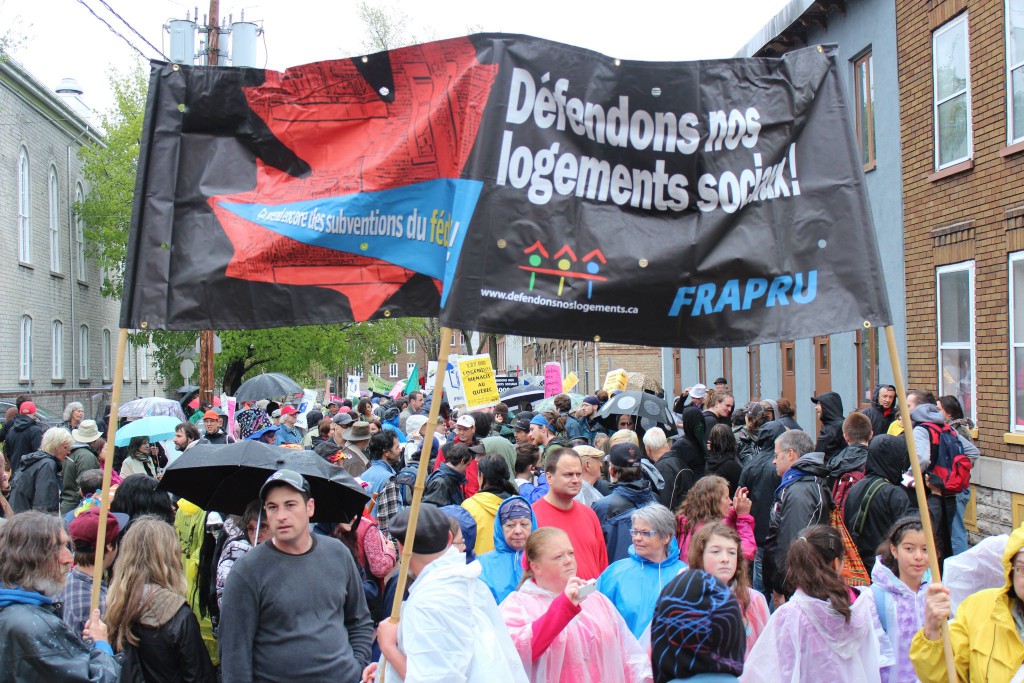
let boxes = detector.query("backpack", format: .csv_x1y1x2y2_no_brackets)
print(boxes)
919,422,972,493
849,477,888,538
601,496,643,563
871,583,890,634
831,470,866,516
395,465,419,506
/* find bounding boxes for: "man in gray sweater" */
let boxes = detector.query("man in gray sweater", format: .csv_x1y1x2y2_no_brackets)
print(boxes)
219,469,373,682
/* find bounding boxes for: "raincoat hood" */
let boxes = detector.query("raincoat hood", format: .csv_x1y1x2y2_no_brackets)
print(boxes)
1001,523,1024,595
467,491,504,518
627,536,682,568
597,537,687,639
866,435,910,485
0,587,52,608
827,443,868,479
871,557,930,599
16,449,55,471
439,504,477,561
790,590,874,659
11,414,37,433
492,496,538,553
811,391,844,423
911,403,945,426
871,384,897,413
609,478,655,505
791,451,829,477
756,420,788,450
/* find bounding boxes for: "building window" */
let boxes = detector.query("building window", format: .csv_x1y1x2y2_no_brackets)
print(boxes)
139,345,149,381
102,329,111,381
407,362,416,378
389,344,399,355
52,321,63,380
1009,0,1024,143
18,148,30,264
856,328,880,406
80,325,89,380
406,338,416,354
933,14,972,169
20,316,32,381
1009,252,1024,430
75,184,87,280
49,169,60,273
937,261,975,422
747,345,761,401
123,343,131,382
854,51,876,169
371,363,381,376
389,363,399,378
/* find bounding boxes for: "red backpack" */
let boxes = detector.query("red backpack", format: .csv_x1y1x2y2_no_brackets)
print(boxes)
832,470,866,516
919,422,972,493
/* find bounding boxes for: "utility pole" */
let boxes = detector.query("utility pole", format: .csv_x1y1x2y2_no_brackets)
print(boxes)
198,0,220,407
206,0,220,65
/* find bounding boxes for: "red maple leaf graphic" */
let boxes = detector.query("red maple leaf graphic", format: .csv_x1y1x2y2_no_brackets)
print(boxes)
208,37,498,321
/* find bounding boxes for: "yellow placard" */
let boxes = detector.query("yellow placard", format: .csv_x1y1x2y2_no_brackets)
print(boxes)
562,371,580,393
603,368,628,393
457,354,501,410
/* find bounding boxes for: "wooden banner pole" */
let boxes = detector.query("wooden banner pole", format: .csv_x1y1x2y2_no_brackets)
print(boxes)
381,326,453,681
883,325,957,683
89,328,130,612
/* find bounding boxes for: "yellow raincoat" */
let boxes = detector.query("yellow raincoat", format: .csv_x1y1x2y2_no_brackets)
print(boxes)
910,524,1024,682
462,492,504,556
174,498,219,665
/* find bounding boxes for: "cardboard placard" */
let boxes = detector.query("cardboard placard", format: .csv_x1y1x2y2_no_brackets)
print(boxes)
544,362,563,398
457,354,501,410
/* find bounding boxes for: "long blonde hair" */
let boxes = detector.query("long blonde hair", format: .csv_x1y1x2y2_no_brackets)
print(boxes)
105,516,188,649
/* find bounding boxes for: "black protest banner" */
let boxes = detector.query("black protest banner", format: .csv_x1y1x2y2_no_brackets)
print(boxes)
121,34,890,347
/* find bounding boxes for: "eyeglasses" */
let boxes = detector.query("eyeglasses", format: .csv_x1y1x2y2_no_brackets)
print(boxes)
629,528,658,538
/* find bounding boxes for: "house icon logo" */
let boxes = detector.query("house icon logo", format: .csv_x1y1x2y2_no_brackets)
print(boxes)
521,241,608,298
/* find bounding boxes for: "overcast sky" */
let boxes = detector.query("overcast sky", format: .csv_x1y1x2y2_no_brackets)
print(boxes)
2,0,793,119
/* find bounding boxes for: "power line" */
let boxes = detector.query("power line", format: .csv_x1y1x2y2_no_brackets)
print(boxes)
94,0,169,61
73,0,153,61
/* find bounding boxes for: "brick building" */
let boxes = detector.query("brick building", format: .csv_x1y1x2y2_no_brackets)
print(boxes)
1,56,164,417
897,0,1024,538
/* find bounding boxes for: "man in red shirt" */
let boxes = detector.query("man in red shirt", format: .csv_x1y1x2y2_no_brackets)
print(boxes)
531,447,608,580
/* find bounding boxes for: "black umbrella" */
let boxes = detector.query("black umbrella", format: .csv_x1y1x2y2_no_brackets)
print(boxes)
499,385,545,412
596,390,675,426
177,384,199,395
234,372,303,402
158,441,368,522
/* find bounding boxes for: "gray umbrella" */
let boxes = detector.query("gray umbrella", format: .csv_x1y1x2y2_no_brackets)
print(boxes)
596,390,674,426
234,372,303,402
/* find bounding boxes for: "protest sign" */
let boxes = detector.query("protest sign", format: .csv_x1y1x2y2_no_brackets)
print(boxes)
444,355,467,408
457,355,501,410
425,361,439,391
604,369,628,393
563,371,580,393
347,375,361,399
367,374,392,396
544,362,563,398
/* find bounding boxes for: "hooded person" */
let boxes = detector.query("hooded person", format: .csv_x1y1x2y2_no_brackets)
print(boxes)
381,406,407,444
810,391,847,459
862,385,898,438
591,444,660,564
844,435,913,569
367,505,529,683
462,455,519,556
439,504,478,563
9,427,73,514
478,496,538,605
650,569,745,683
672,405,707,477
3,401,45,474
910,522,1024,682
597,503,687,639
737,421,787,554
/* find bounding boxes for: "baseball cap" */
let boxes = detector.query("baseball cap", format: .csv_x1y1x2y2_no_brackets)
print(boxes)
332,411,354,426
280,405,298,416
68,508,129,550
608,442,642,467
259,469,311,500
689,384,708,399
582,395,601,406
271,409,282,418
468,443,487,455
19,401,36,415
202,410,220,421
455,414,475,428
513,412,535,431
389,505,451,554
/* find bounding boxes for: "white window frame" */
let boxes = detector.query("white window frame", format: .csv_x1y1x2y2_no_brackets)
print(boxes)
407,362,416,378
75,183,87,280
139,344,149,381
932,14,973,170
52,320,63,380
79,325,89,380
48,169,61,273
406,338,416,354
1010,252,1024,431
936,261,976,424
102,329,111,381
20,315,32,381
1008,0,1024,144
389,344,399,355
18,147,30,264
371,363,381,376
123,343,131,382
389,363,399,378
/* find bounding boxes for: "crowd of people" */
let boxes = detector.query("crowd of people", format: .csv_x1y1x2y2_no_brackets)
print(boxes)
0,380,1020,682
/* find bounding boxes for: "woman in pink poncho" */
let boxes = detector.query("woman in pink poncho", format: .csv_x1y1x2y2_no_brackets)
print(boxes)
676,475,756,562
499,527,652,683
741,525,880,683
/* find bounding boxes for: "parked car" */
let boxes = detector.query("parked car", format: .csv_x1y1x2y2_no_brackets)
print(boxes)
0,401,61,429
